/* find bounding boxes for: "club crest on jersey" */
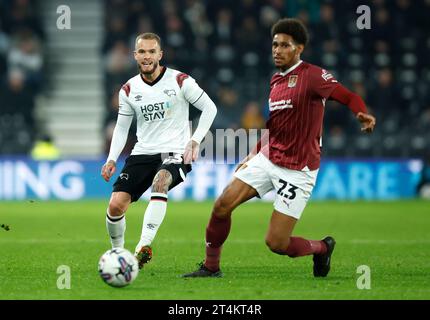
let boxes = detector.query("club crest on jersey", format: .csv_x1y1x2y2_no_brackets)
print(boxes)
288,75,298,88
163,89,176,97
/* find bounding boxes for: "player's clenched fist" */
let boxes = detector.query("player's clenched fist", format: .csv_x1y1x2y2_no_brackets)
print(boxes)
101,160,116,182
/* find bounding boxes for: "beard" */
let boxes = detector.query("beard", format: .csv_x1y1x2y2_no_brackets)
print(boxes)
138,61,158,75
274,57,297,71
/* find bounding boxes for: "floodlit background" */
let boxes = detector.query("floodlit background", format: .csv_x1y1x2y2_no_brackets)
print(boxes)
0,0,429,199
1,0,430,301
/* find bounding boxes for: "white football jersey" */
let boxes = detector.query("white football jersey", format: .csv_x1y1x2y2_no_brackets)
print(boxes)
118,67,204,155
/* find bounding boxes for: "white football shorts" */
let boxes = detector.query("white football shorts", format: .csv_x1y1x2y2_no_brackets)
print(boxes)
234,152,319,219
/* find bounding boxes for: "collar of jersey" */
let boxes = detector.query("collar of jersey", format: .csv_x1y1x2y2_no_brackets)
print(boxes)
279,60,303,76
140,66,167,86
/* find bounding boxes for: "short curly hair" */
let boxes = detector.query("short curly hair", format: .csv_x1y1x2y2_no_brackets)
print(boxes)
271,18,309,46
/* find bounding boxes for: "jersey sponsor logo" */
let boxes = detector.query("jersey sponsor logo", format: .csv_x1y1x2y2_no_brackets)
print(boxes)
288,75,298,88
321,69,337,82
163,89,176,97
140,101,171,122
268,98,294,111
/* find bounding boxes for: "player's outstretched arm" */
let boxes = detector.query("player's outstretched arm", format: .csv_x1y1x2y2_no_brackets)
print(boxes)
184,92,217,164
329,84,376,133
101,113,133,182
180,75,217,164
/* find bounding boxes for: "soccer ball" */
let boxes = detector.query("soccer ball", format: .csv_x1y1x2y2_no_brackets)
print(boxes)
98,248,139,287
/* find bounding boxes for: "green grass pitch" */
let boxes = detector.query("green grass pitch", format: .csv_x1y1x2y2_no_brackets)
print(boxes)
0,199,429,300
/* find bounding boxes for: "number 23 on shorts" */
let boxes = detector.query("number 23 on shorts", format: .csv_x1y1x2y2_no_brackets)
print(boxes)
276,179,298,200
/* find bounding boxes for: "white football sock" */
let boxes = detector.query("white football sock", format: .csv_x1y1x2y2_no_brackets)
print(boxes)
106,209,126,249
135,193,167,253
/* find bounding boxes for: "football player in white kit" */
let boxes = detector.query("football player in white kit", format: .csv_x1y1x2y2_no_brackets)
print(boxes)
101,33,217,269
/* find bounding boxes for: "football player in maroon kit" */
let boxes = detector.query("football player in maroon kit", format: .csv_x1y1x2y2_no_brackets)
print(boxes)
183,18,376,278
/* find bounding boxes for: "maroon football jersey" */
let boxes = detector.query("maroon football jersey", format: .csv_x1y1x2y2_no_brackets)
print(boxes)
264,61,339,171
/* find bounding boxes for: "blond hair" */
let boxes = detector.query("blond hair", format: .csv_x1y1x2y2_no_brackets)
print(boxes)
135,32,162,49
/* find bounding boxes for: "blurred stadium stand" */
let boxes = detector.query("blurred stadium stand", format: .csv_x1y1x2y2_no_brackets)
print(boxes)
0,0,429,160
37,0,105,157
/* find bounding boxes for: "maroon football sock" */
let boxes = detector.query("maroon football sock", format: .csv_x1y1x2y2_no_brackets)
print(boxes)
205,246,221,272
204,214,231,271
284,236,327,257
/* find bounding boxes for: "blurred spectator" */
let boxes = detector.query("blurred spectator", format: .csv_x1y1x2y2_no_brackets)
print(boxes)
31,134,61,160
134,15,155,36
236,15,261,53
184,0,212,41
324,101,351,135
162,13,194,69
325,125,347,157
259,4,280,33
7,32,43,90
210,8,234,44
213,86,241,129
0,68,35,154
367,68,404,131
3,0,44,40
285,0,319,23
241,101,265,130
416,107,430,133
102,15,129,53
0,68,36,128
103,40,134,96
313,3,339,41
372,8,393,42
